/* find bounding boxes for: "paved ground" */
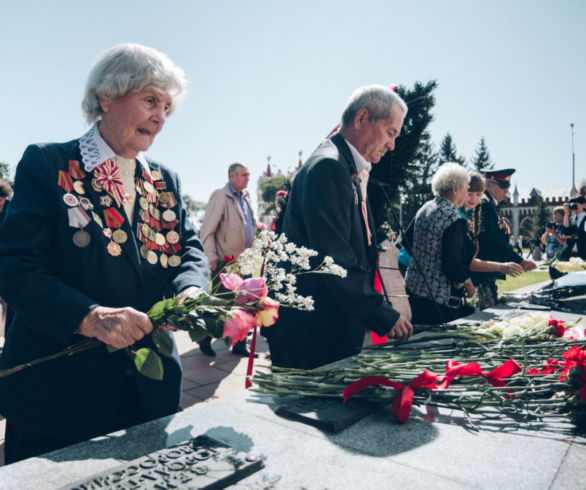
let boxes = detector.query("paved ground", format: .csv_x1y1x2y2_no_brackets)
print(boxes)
0,244,410,467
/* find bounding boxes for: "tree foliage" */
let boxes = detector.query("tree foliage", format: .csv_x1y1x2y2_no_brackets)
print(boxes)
438,133,466,166
368,80,438,241
0,162,13,186
183,194,206,231
530,195,550,239
470,137,494,172
259,175,291,214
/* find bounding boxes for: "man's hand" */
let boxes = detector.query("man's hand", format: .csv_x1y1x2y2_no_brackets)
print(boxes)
520,259,537,271
464,279,476,298
388,315,413,341
502,262,524,276
77,306,153,349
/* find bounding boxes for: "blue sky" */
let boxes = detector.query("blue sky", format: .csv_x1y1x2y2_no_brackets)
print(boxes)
1,0,584,211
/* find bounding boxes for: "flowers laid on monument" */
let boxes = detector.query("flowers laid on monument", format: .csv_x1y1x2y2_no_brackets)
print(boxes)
253,313,586,429
554,257,586,273
0,231,346,381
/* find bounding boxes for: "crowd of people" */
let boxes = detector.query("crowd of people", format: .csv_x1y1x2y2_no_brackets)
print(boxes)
0,42,584,464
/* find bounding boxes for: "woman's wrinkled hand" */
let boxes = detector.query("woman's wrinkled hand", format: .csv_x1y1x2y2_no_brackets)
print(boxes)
388,315,413,341
76,306,153,349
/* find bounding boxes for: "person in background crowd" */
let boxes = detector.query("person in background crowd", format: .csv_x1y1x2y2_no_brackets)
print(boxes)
0,43,209,464
405,163,523,324
0,179,12,224
199,163,255,357
542,207,566,261
471,169,536,309
264,84,413,369
560,196,586,260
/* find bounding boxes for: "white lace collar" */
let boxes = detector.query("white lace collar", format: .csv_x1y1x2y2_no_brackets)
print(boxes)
78,124,150,174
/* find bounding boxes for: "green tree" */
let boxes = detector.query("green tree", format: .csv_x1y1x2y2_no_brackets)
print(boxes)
259,175,291,214
438,133,466,166
368,80,438,241
0,161,13,186
470,136,494,172
183,194,206,230
529,195,550,239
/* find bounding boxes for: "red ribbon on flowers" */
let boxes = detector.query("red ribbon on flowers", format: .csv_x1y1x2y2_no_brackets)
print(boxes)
245,326,258,389
438,359,522,389
371,268,388,345
343,371,438,424
94,159,127,206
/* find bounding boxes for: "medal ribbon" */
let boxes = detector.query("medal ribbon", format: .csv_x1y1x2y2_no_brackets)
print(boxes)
68,160,86,179
94,160,127,206
58,170,73,192
68,206,91,228
103,207,125,229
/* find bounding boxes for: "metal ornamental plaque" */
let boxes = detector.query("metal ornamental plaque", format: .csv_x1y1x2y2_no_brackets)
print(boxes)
64,435,264,490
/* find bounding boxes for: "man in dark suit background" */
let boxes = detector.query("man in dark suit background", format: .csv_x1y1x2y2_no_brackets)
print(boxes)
472,169,536,309
561,196,586,260
264,84,413,369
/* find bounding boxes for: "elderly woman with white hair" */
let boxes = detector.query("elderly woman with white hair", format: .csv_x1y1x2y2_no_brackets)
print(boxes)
404,163,522,324
0,44,209,463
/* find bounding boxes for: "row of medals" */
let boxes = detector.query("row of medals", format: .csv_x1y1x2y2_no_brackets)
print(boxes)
62,165,182,268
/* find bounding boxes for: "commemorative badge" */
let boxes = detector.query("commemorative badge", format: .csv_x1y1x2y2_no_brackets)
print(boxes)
73,230,91,248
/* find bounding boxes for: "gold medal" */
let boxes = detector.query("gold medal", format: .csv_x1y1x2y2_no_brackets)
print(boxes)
107,241,122,256
139,196,149,210
143,181,154,194
150,206,161,220
158,192,170,204
151,169,162,181
73,180,85,195
112,229,128,244
168,255,181,267
91,178,102,192
147,250,158,264
155,233,166,246
162,209,176,222
141,223,151,237
160,253,168,268
140,244,149,259
103,228,113,238
100,195,113,207
166,230,180,244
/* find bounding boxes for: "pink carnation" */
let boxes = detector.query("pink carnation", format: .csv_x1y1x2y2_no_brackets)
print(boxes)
256,222,267,230
223,308,256,346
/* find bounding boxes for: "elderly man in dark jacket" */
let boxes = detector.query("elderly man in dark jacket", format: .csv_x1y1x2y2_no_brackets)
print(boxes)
263,85,412,369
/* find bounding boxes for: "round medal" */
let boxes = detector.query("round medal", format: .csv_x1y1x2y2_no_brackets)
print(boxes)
143,181,154,194
141,223,151,237
151,169,162,181
91,178,103,192
147,250,158,264
140,244,149,259
107,241,122,256
168,255,181,267
155,233,166,246
72,230,91,247
112,229,128,244
73,180,86,195
103,228,113,238
158,192,170,204
149,205,161,220
162,209,176,222
63,193,79,207
139,196,149,210
166,230,180,244
160,253,168,268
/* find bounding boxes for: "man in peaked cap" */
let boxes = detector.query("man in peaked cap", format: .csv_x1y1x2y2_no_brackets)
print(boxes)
561,195,586,260
471,168,536,309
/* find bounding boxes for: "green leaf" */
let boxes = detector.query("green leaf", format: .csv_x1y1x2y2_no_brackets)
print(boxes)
189,329,208,343
152,328,174,357
147,297,180,323
134,348,164,381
